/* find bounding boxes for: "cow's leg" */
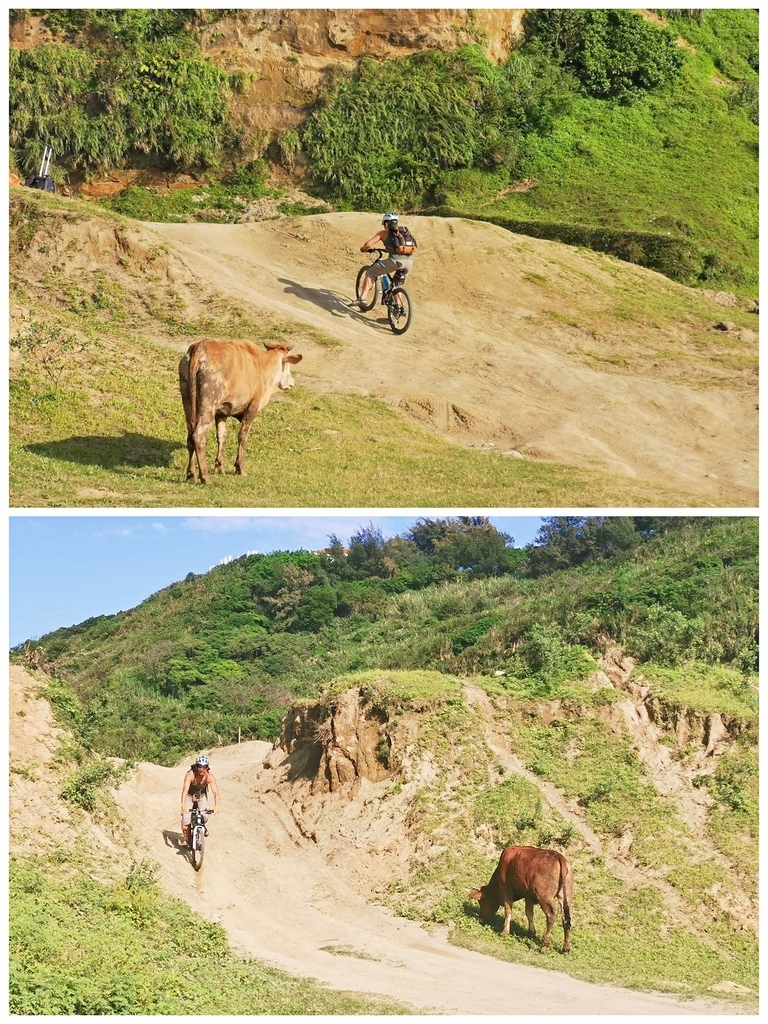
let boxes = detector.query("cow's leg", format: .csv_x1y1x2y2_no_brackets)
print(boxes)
525,897,537,939
192,414,214,485
185,428,197,483
214,414,228,474
560,898,571,953
539,899,556,952
234,401,261,476
502,902,513,935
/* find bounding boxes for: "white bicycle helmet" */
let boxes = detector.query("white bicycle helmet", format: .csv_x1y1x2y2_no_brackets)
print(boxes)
382,211,399,225
195,754,210,768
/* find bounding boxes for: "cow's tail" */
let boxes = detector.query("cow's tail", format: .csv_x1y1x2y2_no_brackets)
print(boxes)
187,342,203,428
558,854,573,930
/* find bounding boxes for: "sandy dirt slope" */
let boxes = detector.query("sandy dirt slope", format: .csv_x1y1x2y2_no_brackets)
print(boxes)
110,740,732,1015
150,213,757,505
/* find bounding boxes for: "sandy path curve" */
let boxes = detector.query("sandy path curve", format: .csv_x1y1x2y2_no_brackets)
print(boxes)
113,741,733,1015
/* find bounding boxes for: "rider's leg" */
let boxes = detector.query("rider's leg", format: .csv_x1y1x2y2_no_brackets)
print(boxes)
181,805,191,846
359,270,375,303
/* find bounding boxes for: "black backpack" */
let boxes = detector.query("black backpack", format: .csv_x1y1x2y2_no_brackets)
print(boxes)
386,224,417,256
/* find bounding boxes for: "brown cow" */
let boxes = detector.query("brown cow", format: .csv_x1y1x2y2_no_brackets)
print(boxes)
179,339,302,484
470,845,573,953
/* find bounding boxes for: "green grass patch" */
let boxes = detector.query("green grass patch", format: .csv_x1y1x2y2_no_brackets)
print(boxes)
639,663,757,718
11,349,701,509
9,854,410,1014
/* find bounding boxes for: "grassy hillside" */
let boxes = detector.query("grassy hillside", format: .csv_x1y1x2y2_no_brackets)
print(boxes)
434,11,758,293
9,9,758,294
13,189,752,509
11,518,759,1007
19,517,757,765
312,669,757,1000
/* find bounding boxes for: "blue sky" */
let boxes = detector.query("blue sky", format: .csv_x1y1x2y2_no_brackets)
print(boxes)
9,514,544,646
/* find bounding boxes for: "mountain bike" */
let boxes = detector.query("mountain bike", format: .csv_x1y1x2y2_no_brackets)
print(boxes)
188,801,213,871
355,249,413,335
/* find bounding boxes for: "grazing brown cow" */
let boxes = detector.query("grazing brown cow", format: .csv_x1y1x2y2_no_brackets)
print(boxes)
470,845,573,953
179,339,302,484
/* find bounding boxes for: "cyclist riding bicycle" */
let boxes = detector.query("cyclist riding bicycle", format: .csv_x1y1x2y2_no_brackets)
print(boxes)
350,212,415,310
180,754,220,847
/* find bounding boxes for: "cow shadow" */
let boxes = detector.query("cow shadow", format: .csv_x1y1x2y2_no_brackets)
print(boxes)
464,901,533,941
25,433,179,471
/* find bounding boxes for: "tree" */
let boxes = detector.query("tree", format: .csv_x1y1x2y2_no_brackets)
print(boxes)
526,516,640,576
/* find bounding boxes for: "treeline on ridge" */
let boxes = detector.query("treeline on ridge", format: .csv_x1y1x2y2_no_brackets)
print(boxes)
17,517,758,766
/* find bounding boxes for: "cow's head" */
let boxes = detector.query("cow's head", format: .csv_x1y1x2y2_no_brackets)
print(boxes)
265,344,303,390
469,885,499,924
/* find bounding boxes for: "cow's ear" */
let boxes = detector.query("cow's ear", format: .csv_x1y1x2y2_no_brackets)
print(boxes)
286,353,303,364
468,888,482,901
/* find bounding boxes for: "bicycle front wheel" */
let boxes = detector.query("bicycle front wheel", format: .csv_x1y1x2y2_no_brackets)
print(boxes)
355,267,379,311
191,827,205,871
387,287,413,334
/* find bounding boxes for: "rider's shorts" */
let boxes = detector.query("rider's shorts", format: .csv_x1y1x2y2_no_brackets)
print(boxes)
181,795,211,826
369,254,413,279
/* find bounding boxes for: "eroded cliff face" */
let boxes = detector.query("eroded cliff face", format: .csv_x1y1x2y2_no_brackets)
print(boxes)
11,10,524,137
201,9,525,138
271,688,401,795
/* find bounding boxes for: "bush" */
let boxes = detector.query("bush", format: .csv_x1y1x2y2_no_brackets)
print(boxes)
302,45,573,207
10,33,239,176
61,757,132,811
524,9,686,100
624,604,704,666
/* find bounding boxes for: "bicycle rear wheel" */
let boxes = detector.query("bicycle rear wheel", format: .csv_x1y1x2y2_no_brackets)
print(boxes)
387,287,413,334
191,827,205,871
355,267,379,311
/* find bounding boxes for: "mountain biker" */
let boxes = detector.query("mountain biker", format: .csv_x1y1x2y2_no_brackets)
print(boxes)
350,212,414,310
180,754,220,847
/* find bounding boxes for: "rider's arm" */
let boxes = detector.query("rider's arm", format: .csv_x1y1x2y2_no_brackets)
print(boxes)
209,773,221,811
180,770,191,810
361,229,386,252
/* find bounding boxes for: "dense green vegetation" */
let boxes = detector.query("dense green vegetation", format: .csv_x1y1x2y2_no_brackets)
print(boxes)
9,853,407,1014
8,9,758,291
18,517,757,766
9,9,242,175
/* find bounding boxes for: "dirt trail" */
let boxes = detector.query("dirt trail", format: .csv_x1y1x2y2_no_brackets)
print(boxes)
107,737,733,1016
149,213,757,505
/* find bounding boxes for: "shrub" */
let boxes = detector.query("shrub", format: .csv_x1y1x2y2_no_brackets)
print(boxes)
624,604,704,666
524,9,686,100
